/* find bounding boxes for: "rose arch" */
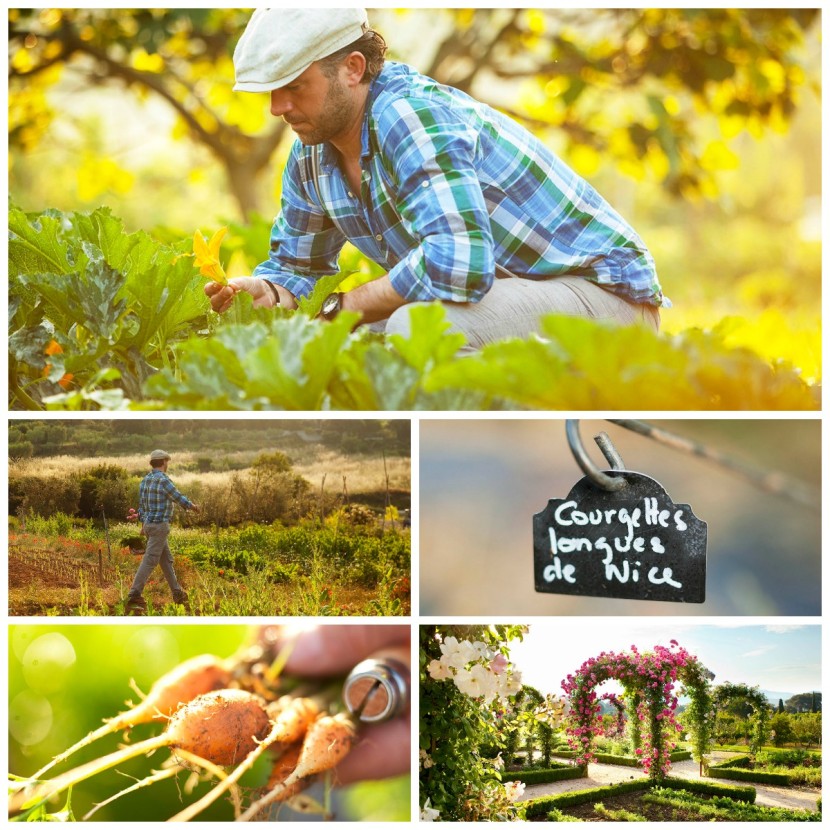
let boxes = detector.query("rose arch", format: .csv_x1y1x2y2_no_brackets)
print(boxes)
561,641,713,780
712,682,770,756
599,692,626,738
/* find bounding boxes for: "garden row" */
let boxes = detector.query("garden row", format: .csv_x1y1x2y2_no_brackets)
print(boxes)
9,206,820,411
524,778,821,822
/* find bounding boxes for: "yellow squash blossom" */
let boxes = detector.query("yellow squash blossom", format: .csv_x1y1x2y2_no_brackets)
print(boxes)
192,227,228,285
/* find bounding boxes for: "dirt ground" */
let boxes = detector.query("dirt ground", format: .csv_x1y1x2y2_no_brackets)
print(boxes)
518,753,821,813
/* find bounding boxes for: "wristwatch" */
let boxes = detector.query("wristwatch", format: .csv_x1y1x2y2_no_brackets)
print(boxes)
321,292,342,321
263,280,280,307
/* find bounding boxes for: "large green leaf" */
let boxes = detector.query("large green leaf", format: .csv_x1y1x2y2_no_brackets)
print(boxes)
9,207,79,277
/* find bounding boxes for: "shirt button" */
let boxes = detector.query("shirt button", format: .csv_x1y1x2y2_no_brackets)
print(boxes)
375,234,382,241
347,191,354,198
421,181,429,188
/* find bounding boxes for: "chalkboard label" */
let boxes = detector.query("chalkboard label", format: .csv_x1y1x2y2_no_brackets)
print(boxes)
533,471,707,603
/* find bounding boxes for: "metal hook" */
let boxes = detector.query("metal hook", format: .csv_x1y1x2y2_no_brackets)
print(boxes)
565,420,626,492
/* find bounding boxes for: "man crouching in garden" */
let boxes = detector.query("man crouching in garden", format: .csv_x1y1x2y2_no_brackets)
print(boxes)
126,450,200,615
206,9,665,350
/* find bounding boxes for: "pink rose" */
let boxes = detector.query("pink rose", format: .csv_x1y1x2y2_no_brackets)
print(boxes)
489,654,508,675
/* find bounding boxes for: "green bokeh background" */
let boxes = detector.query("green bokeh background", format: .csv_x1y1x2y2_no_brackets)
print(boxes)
8,624,410,822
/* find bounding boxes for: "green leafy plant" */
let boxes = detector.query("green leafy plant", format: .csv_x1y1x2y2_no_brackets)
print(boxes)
9,205,209,408
9,206,820,412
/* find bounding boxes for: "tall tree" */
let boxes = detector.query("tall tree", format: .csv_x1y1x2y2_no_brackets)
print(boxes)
9,8,819,216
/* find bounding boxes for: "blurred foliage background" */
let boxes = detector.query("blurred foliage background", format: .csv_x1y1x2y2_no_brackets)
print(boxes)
7,8,821,380
8,625,410,822
419,419,821,616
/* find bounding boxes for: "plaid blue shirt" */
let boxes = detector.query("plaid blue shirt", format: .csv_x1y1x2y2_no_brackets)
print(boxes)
138,469,193,523
254,61,665,307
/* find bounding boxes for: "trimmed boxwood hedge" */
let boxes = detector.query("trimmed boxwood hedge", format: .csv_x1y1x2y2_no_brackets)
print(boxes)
712,755,750,769
503,765,587,785
663,777,756,803
552,749,693,766
524,776,757,818
525,780,650,818
707,765,792,786
592,749,693,767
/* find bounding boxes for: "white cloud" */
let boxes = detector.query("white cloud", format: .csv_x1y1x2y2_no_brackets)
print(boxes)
741,647,774,658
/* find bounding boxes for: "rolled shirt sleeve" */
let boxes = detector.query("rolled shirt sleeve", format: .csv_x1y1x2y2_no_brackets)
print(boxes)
252,143,348,299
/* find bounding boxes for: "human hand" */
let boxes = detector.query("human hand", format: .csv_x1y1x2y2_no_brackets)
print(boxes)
204,277,296,313
190,503,201,514
280,624,410,786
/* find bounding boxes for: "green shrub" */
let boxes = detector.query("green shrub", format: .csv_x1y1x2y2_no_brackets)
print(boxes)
660,777,756,803
268,562,300,584
593,753,641,767
9,440,34,459
75,463,130,518
707,759,792,786
236,523,275,553
645,787,820,822
594,802,647,821
502,765,585,785
26,511,75,537
591,750,691,767
757,749,821,767
17,476,80,518
524,779,649,817
528,779,760,822
714,755,751,769
545,808,581,822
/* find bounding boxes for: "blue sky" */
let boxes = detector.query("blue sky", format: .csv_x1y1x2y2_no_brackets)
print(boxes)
508,622,820,699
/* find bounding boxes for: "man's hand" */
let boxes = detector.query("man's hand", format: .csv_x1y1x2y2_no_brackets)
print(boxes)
279,624,410,785
204,277,298,313
189,503,201,514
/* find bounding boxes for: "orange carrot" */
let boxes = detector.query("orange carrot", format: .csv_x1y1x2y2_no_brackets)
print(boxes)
11,690,269,817
284,713,355,784
28,654,232,780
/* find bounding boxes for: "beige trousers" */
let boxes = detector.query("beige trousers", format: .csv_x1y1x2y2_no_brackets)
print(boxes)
382,276,660,352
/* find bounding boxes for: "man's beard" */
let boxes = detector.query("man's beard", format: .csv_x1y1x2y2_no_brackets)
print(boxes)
289,78,355,145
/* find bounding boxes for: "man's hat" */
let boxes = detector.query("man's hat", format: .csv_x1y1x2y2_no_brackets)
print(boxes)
233,8,369,93
150,449,171,462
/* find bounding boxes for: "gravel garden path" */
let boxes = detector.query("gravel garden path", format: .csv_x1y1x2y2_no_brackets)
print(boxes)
518,752,821,813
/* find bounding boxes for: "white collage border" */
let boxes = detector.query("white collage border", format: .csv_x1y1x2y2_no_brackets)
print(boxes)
2,1,829,825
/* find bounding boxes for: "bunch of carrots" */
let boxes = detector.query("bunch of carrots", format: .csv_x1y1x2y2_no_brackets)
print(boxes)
9,645,357,822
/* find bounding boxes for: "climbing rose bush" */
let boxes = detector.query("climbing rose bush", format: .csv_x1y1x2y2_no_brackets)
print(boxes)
427,634,522,703
561,640,711,779
420,625,526,821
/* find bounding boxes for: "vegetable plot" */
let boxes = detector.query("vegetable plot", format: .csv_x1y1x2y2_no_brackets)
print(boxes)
9,206,819,411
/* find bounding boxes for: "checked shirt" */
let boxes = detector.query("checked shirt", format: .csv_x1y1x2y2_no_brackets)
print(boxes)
138,469,193,524
254,61,665,308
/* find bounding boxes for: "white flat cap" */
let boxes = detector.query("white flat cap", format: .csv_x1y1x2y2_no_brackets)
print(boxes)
150,449,171,461
233,8,369,93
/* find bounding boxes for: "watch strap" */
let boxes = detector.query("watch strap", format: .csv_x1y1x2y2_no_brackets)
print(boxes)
263,280,280,306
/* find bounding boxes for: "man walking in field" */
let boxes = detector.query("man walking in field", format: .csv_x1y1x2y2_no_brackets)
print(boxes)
126,450,200,615
207,8,664,350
